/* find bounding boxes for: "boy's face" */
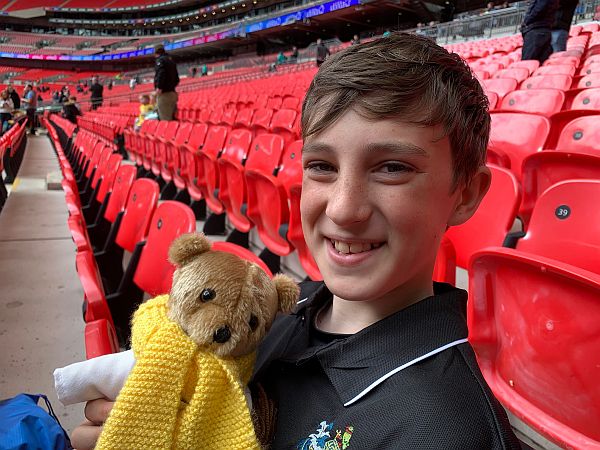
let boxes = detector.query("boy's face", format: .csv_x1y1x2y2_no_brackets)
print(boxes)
301,109,463,305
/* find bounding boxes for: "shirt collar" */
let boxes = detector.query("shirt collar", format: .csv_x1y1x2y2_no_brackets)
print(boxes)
289,282,469,406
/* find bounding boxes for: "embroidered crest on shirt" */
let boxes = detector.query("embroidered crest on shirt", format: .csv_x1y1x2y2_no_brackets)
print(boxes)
297,421,354,450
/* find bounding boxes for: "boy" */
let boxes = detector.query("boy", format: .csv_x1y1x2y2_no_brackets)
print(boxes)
71,33,520,449
134,94,155,131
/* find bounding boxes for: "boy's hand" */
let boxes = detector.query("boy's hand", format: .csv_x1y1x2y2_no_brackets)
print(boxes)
70,398,114,450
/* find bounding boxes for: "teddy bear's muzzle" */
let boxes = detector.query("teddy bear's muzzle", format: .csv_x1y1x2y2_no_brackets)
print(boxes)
213,326,231,343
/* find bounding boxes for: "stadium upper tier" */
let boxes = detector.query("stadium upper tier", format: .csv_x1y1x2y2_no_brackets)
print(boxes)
0,0,182,12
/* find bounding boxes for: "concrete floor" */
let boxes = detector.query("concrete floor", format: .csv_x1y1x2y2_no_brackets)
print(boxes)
0,132,86,434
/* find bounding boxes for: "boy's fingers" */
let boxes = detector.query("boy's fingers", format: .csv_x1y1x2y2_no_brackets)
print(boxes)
70,420,103,450
84,398,114,424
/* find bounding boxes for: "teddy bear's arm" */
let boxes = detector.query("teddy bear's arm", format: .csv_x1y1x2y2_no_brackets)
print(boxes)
53,350,135,405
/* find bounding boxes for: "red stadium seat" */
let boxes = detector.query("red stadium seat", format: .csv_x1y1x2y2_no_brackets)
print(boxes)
177,123,209,193
95,178,160,295
85,319,119,359
533,64,576,77
577,73,600,89
270,108,298,145
483,78,518,100
488,112,551,179
233,108,254,130
469,248,600,449
106,201,196,340
432,235,456,285
569,87,600,110
486,91,499,110
520,74,573,91
555,116,600,155
499,89,565,116
520,151,600,226
578,62,600,76
89,164,137,250
250,108,274,136
494,68,530,83
444,165,520,268
151,120,179,177
277,140,323,280
245,134,293,255
212,241,273,277
161,121,193,182
516,179,600,273
508,60,540,74
218,132,270,232
192,125,230,209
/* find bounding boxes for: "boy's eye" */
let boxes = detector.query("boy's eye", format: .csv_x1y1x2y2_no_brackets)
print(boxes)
378,162,414,173
304,161,335,173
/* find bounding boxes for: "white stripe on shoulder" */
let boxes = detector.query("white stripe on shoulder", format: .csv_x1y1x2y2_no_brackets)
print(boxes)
343,337,469,407
296,297,309,304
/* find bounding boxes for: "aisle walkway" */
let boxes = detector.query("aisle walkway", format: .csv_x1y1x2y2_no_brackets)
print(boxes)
0,132,85,433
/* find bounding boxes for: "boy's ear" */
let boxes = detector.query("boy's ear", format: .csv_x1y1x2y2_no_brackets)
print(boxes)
447,166,491,227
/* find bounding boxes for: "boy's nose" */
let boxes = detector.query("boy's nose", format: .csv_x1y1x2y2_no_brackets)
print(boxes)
325,175,372,226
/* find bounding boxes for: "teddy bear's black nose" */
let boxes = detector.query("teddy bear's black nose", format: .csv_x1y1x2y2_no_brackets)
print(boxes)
213,326,231,343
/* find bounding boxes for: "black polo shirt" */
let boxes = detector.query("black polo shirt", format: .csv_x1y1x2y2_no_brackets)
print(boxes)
252,282,521,450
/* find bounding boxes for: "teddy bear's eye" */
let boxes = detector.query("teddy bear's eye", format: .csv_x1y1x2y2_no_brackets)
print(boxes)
249,314,259,332
200,288,216,302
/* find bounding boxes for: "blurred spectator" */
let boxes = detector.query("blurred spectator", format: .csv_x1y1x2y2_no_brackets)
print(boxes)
21,84,37,135
7,84,19,110
52,91,60,104
484,1,495,12
191,66,197,77
90,75,103,110
351,34,361,46
521,0,559,63
382,30,392,37
76,84,83,93
62,96,81,125
290,46,299,61
134,94,155,131
108,80,113,91
0,90,14,134
277,51,287,65
316,38,330,67
129,78,137,91
59,86,70,104
154,44,179,121
201,64,208,76
552,0,579,52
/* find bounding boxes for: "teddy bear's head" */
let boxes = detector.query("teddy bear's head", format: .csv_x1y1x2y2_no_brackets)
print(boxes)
166,233,299,358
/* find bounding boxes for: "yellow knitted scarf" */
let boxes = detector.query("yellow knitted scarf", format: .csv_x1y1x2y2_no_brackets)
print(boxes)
96,295,260,450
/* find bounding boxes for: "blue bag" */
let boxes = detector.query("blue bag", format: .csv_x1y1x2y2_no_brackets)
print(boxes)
0,393,72,450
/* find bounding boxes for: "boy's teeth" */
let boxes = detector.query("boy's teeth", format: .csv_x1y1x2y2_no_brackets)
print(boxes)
332,240,380,254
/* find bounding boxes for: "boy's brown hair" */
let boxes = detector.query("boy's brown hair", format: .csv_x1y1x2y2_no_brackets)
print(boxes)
301,32,490,191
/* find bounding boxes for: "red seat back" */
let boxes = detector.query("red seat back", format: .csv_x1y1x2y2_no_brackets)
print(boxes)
217,130,255,231
104,164,137,223
133,201,196,296
212,241,273,277
489,112,550,179
483,78,518,99
521,74,573,91
555,116,600,155
194,125,230,211
533,64,576,76
245,134,292,255
233,108,254,129
444,165,521,268
517,179,600,274
469,248,600,449
499,89,565,116
570,87,600,110
251,108,274,136
270,109,298,145
494,68,530,83
115,178,160,252
96,153,123,203
577,73,600,89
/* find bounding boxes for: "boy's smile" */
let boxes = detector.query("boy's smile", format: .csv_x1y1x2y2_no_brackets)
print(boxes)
301,108,466,331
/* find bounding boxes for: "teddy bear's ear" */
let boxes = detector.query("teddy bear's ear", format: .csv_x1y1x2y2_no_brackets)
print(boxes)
168,233,212,267
272,274,300,314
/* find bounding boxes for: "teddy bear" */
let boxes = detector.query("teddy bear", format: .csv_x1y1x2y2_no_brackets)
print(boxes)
54,233,299,450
